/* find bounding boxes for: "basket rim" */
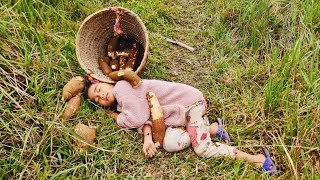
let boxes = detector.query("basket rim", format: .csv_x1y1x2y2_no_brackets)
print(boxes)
75,6,149,83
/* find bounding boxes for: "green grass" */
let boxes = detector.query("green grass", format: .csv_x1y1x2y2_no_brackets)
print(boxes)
1,0,320,179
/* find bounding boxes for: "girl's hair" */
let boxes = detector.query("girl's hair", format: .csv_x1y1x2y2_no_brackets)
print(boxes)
82,79,92,100
82,80,99,110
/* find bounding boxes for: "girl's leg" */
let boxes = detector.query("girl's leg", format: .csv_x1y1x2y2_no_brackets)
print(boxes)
186,100,277,175
236,148,278,176
186,99,236,158
162,121,230,153
235,150,266,168
207,122,267,167
209,118,231,142
162,123,232,155
163,127,191,152
209,122,219,137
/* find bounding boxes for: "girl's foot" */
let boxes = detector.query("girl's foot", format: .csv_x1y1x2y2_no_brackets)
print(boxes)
261,147,278,176
212,118,231,142
209,122,219,136
252,154,266,168
235,147,277,176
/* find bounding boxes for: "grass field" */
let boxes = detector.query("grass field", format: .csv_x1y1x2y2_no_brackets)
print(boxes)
1,0,320,179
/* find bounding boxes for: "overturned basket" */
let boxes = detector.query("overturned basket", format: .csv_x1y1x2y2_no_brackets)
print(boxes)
76,7,149,83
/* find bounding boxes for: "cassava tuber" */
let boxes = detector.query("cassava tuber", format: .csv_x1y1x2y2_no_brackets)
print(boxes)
61,94,81,120
118,55,127,70
107,35,119,59
73,123,96,148
125,42,138,71
110,58,119,71
116,51,129,57
109,70,142,88
146,91,165,147
62,76,85,101
98,56,112,75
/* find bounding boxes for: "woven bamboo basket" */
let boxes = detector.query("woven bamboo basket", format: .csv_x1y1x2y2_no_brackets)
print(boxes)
76,7,149,83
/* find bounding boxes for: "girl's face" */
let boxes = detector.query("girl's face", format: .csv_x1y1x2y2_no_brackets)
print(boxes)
88,83,115,107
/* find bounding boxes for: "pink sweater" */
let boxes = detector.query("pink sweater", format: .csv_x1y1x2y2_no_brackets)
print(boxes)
113,80,203,130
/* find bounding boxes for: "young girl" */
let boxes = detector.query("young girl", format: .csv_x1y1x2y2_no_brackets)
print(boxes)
86,79,277,175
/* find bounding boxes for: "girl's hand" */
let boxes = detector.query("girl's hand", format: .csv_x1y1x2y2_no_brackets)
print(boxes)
96,109,118,119
106,110,118,119
143,138,157,159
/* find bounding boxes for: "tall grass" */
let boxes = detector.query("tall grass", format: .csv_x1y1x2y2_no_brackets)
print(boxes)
0,0,319,179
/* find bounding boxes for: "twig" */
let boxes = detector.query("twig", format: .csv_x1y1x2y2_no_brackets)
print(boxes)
279,137,298,180
161,36,195,52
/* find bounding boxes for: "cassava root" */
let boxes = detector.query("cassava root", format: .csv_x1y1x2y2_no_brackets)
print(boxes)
146,91,165,147
109,70,142,88
62,76,85,101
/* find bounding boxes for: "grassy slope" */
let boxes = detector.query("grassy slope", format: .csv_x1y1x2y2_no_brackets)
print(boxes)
0,0,320,179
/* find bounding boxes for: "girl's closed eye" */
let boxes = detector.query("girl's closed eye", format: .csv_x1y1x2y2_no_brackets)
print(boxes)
94,85,100,93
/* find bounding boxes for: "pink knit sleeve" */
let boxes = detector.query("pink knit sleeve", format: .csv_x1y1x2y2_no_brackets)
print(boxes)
116,113,132,128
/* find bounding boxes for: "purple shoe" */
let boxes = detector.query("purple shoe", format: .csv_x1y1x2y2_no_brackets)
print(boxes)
215,118,231,142
262,147,278,176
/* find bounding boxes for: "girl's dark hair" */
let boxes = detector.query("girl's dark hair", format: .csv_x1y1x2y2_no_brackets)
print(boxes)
82,79,92,100
82,80,99,110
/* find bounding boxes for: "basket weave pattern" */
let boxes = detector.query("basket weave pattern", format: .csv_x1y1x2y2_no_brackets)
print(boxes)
76,7,148,83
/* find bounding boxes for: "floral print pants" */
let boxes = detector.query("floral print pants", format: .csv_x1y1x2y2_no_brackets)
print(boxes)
163,99,236,158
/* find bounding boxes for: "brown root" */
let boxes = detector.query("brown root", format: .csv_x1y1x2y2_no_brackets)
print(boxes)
107,35,119,59
109,70,142,88
110,58,119,71
118,55,127,70
73,123,96,148
61,94,81,120
62,76,85,101
125,42,138,71
98,56,112,75
146,91,165,147
116,51,129,57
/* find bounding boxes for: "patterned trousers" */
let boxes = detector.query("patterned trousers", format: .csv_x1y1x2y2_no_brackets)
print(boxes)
163,99,236,158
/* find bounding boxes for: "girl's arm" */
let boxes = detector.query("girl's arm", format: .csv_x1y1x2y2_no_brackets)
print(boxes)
106,110,119,119
96,109,119,120
142,124,157,158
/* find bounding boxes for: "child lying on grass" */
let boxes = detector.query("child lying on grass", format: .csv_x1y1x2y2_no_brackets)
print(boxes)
85,79,277,175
